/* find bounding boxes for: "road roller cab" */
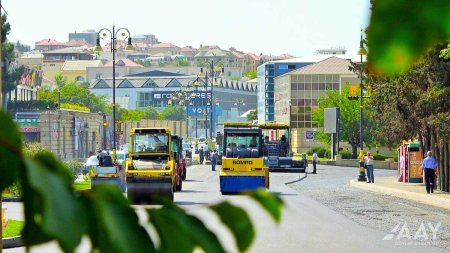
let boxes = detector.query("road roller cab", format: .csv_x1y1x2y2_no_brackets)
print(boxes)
125,128,176,203
220,122,269,194
90,151,124,190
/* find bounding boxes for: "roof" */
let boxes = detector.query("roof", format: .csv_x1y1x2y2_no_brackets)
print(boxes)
284,56,354,75
104,59,143,67
61,60,103,71
90,77,258,92
35,39,64,46
126,70,187,77
65,40,92,47
181,46,197,52
272,54,367,64
43,46,91,54
151,43,180,49
194,48,228,58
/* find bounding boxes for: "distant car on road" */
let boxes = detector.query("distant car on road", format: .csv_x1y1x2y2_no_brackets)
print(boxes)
115,150,128,165
83,155,99,175
182,143,192,158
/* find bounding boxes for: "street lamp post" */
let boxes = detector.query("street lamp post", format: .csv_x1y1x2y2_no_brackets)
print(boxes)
199,62,224,141
357,29,367,182
47,105,51,152
94,25,133,157
234,98,246,120
98,111,107,150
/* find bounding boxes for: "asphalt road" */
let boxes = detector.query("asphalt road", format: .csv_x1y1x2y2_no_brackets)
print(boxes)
3,164,449,253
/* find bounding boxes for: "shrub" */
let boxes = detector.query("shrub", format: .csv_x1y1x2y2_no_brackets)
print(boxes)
308,147,329,158
340,150,352,159
373,153,389,161
63,160,84,183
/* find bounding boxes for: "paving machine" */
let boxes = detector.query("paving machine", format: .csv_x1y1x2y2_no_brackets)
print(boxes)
259,123,307,173
125,128,176,203
90,152,124,190
220,122,269,194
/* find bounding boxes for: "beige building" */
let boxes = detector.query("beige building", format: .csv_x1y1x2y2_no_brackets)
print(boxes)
274,57,360,152
60,60,104,83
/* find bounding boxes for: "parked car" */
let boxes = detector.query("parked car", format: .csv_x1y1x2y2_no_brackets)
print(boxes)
182,143,192,158
83,155,99,175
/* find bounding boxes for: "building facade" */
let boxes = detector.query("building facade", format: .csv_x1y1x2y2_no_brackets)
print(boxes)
89,75,257,139
257,55,366,124
68,29,98,45
274,57,360,152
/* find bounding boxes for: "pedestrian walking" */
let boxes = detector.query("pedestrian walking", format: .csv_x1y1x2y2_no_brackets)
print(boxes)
199,146,205,165
211,149,218,171
421,151,438,194
312,151,318,174
364,152,374,183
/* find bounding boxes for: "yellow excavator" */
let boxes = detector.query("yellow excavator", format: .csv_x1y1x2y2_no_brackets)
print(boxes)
125,128,176,203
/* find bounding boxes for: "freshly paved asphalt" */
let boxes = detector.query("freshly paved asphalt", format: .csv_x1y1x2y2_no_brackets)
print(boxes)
3,164,449,252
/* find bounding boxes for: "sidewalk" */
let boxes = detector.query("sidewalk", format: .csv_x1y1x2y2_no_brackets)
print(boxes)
350,176,450,211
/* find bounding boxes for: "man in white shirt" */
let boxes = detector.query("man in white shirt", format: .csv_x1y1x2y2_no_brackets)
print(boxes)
312,151,318,174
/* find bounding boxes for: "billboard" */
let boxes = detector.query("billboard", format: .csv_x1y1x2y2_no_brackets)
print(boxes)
324,107,340,134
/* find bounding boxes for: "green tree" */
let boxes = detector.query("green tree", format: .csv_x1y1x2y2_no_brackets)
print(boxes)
176,59,190,66
243,70,257,80
143,107,159,119
312,86,375,158
14,41,31,53
247,110,257,121
39,76,110,113
134,59,151,67
2,14,25,108
158,106,186,121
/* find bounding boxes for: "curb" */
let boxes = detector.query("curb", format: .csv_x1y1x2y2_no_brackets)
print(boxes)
2,236,23,249
350,180,450,211
1,197,22,202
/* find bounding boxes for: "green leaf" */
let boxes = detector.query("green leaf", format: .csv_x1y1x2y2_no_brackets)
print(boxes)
0,110,22,190
368,0,450,74
248,190,284,223
86,185,155,253
210,201,254,253
22,155,86,253
148,204,225,253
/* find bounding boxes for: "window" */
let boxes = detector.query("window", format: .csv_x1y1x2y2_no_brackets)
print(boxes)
76,76,85,83
288,64,296,69
96,73,102,79
278,65,288,70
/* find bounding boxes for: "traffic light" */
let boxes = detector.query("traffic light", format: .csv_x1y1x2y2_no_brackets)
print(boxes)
347,96,360,100
103,122,108,127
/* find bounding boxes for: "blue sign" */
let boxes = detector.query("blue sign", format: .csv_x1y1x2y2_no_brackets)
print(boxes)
187,105,222,117
306,131,315,140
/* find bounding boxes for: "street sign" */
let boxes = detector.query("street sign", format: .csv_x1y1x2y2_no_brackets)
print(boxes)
306,131,315,140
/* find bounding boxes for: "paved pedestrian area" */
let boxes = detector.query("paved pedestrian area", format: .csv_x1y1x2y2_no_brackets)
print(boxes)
351,176,450,211
285,165,450,251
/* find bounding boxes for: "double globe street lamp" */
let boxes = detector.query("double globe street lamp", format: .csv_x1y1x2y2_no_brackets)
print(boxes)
93,25,133,156
198,61,224,140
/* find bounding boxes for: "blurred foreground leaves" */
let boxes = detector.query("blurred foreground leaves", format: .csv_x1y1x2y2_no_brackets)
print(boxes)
368,0,450,74
0,111,283,253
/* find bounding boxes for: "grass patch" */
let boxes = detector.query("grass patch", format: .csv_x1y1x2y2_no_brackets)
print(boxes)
1,192,15,198
2,220,24,238
74,181,91,191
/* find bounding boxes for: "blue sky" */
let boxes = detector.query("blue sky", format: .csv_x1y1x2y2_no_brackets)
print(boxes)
4,0,371,57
